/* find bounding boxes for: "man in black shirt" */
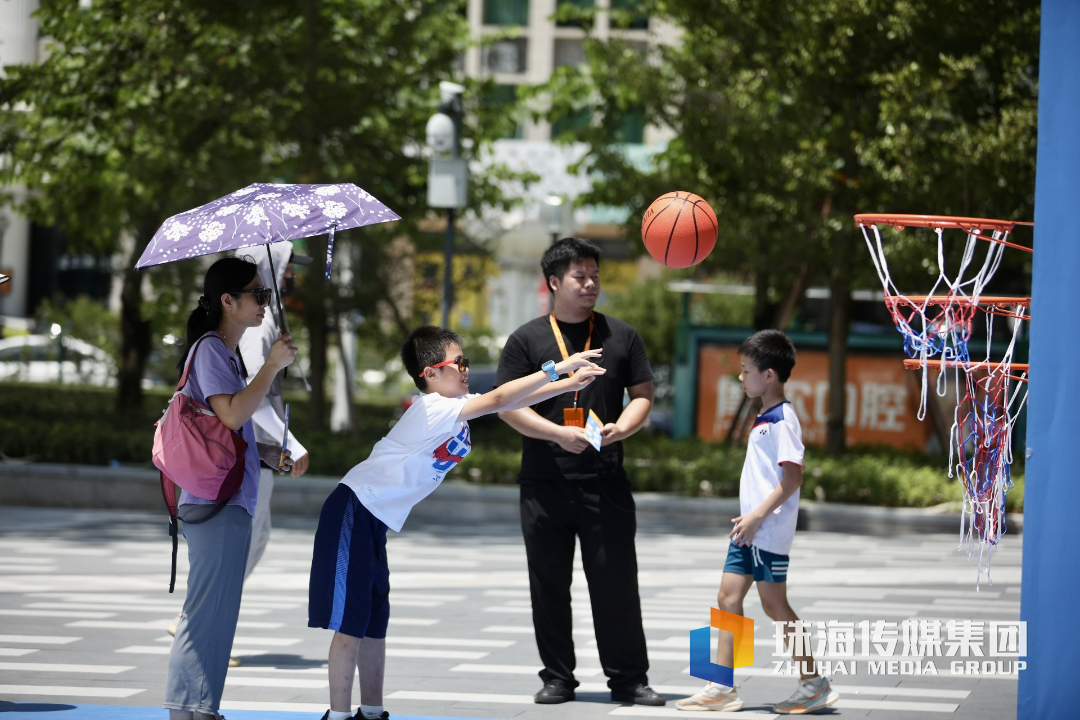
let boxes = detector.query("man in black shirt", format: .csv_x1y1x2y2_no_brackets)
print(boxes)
495,237,664,707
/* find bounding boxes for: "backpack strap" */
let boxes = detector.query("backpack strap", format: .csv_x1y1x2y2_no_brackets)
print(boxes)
176,333,224,392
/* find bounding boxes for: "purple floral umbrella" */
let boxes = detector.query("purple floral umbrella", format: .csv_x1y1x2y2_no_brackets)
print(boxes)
134,182,400,280
136,182,399,381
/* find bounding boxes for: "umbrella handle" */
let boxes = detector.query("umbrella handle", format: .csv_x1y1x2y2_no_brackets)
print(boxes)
325,223,337,281
265,245,289,380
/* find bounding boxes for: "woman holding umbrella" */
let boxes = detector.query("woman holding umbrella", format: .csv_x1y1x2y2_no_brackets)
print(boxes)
164,256,297,720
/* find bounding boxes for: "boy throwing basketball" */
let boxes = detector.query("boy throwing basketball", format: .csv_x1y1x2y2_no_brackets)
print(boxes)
676,330,838,714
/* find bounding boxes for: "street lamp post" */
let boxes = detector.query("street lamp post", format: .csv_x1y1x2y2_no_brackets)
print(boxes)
426,82,468,329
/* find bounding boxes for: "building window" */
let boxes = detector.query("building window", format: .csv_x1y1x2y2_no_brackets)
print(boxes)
610,0,648,29
556,0,594,28
551,108,591,140
613,108,645,144
484,0,529,26
483,38,528,74
482,85,525,139
553,39,587,68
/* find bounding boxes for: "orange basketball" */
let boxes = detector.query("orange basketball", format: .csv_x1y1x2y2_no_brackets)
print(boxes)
640,191,718,268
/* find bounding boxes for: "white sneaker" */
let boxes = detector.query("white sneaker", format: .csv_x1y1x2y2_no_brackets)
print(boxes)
675,682,744,712
774,676,839,714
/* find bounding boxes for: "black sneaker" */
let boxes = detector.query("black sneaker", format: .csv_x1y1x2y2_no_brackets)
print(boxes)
611,683,666,706
320,711,357,720
534,679,576,704
355,710,389,720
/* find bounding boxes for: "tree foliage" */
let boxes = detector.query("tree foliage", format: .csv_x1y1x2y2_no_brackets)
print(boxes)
0,0,513,420
533,0,1039,451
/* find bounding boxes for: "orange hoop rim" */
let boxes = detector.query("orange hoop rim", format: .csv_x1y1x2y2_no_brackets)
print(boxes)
903,358,1029,382
886,295,1031,308
855,213,1034,253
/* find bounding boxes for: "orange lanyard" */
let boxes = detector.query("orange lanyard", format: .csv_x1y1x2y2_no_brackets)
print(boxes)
549,312,593,408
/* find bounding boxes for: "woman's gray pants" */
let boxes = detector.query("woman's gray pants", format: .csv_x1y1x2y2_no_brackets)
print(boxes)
164,504,252,716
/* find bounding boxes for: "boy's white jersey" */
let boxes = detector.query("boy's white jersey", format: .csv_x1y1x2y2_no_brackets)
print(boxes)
340,391,478,532
739,401,805,555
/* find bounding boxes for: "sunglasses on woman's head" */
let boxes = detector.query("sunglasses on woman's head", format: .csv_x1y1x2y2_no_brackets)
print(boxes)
234,287,274,306
419,356,469,376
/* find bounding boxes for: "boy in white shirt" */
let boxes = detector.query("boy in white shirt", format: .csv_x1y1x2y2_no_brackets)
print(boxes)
308,325,604,720
676,330,838,715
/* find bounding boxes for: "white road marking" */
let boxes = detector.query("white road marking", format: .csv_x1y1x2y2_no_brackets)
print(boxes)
230,636,302,646
66,619,173,629
221,700,327,712
835,698,960,712
608,707,776,718
831,684,970,699
0,684,144,698
0,635,81,645
385,648,490,660
481,625,533,634
385,636,513,648
0,649,38,657
0,661,133,673
386,690,532,704
387,617,439,626
451,663,602,677
224,676,328,688
0,609,116,619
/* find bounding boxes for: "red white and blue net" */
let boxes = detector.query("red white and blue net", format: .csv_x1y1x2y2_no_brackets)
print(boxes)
856,214,1032,587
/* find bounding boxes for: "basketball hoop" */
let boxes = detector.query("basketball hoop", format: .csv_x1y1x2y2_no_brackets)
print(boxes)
856,213,1032,588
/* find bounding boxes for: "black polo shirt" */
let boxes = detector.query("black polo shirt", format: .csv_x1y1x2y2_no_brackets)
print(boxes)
494,312,653,482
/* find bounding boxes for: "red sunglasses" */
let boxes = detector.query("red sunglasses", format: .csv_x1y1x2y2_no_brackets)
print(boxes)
419,356,469,377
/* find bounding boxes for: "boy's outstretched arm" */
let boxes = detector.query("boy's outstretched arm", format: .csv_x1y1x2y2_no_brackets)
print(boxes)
456,350,605,422
729,462,804,547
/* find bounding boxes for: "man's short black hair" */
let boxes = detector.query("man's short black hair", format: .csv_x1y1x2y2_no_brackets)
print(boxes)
401,325,464,390
738,329,797,382
541,237,601,291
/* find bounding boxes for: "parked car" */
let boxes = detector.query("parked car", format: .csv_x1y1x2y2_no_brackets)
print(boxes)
0,334,116,386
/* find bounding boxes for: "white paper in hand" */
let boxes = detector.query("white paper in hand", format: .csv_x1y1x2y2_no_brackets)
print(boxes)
584,409,603,452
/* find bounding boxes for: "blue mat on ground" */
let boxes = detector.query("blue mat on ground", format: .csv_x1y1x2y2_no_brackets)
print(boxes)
0,704,506,720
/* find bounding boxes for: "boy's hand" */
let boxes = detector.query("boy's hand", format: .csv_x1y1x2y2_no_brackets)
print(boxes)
554,348,603,376
564,366,605,390
730,512,764,547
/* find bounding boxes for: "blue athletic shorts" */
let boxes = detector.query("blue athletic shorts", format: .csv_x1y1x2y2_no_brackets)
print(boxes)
308,484,390,638
723,540,789,582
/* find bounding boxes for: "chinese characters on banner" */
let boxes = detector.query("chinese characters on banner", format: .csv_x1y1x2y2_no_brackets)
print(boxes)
696,345,932,450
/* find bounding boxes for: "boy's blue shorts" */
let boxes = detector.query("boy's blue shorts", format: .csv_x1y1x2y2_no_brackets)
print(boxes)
308,484,390,638
723,540,789,583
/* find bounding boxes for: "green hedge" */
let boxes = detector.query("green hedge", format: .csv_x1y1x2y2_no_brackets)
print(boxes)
0,383,1023,511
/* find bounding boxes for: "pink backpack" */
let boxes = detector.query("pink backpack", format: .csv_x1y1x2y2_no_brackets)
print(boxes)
153,334,248,591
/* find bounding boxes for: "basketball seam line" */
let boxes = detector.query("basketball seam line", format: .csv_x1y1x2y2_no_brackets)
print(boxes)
665,198,691,266
643,195,681,242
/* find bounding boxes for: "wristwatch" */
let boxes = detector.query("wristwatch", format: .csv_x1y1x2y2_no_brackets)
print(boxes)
542,360,559,381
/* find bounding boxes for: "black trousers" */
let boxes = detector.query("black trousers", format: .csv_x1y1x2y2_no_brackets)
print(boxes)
519,475,649,691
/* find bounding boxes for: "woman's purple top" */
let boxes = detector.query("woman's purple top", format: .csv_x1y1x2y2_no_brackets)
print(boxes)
177,332,261,516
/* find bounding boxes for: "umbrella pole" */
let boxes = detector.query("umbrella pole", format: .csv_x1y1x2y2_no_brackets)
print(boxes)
266,245,289,380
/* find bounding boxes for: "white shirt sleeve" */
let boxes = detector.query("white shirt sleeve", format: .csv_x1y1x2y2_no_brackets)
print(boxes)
776,406,805,467
389,393,475,444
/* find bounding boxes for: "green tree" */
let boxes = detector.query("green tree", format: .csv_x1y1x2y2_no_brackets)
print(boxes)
534,0,1038,454
1,0,514,423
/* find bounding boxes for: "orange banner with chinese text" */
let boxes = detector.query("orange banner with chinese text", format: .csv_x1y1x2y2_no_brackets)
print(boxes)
696,345,931,450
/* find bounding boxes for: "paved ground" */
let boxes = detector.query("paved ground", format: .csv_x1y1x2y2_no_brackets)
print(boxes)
0,506,1024,720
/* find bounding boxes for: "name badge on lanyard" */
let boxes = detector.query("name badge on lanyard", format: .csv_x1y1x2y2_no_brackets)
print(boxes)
549,313,593,428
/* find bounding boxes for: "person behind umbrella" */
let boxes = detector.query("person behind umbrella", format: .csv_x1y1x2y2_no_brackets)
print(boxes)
164,256,298,720
236,242,313,582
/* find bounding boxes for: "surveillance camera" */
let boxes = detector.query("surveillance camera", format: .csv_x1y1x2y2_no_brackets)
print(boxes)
439,81,466,103
426,112,456,155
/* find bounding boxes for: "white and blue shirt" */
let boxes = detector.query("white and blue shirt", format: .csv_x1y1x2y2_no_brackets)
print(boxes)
339,391,476,532
739,401,805,555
